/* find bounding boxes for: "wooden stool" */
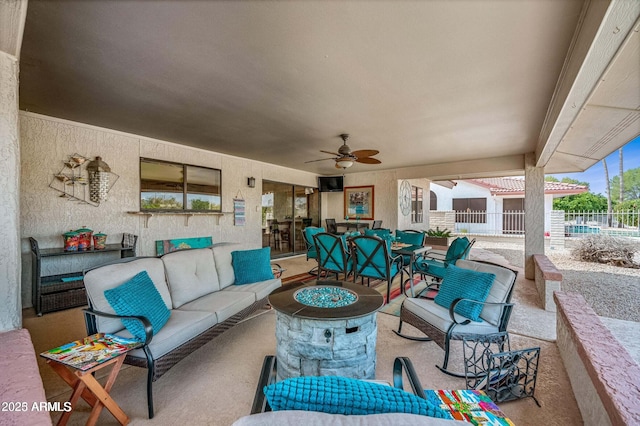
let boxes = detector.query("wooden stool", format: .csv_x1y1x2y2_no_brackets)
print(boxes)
47,355,129,426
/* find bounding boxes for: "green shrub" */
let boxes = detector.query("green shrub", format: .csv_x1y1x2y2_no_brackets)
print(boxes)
426,227,451,238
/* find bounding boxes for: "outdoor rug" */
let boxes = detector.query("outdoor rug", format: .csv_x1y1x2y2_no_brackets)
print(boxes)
281,272,435,317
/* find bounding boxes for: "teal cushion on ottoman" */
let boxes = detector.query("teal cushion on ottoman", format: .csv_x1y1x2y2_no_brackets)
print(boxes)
434,265,495,321
103,270,171,341
264,376,448,418
232,247,274,285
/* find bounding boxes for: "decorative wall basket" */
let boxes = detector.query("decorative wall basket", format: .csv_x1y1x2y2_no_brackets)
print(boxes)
49,153,119,207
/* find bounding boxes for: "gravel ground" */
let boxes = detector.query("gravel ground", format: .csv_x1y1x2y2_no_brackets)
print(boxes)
472,240,640,322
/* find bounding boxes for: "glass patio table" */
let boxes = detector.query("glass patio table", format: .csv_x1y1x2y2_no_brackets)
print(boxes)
391,243,431,297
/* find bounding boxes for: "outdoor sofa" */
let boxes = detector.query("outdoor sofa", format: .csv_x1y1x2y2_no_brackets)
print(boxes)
82,244,281,419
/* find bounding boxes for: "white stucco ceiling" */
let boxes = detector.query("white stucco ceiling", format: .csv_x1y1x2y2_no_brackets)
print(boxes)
18,0,640,178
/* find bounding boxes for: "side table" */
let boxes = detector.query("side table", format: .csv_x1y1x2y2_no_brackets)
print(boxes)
41,333,141,426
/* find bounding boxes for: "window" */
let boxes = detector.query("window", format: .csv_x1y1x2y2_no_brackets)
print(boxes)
411,186,423,223
453,198,487,223
140,158,221,211
430,191,437,210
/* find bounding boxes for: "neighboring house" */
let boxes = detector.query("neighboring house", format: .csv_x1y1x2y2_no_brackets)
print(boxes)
430,177,587,234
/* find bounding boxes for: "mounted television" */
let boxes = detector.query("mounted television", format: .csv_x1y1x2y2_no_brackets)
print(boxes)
318,176,344,192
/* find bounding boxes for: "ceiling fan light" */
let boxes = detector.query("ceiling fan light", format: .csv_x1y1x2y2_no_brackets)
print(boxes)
336,159,354,168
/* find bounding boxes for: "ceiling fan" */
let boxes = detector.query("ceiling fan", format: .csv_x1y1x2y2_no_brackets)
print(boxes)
305,134,381,169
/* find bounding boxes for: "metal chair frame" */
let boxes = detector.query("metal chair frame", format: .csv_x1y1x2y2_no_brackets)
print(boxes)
395,260,518,377
351,235,404,304
313,232,352,281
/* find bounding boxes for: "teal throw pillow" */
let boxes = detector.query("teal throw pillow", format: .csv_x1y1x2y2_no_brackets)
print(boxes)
434,265,495,322
103,271,171,341
232,247,274,285
264,376,448,418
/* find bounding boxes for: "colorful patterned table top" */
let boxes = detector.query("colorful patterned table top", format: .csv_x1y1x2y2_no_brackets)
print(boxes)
426,389,515,425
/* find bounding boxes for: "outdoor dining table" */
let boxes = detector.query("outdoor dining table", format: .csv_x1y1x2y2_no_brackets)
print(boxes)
336,222,370,233
391,243,431,297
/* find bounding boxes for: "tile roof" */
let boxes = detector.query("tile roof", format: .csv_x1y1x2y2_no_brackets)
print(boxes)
466,177,588,195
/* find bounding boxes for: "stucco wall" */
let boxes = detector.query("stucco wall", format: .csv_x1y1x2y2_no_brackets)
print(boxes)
19,112,317,308
0,51,21,330
321,173,429,233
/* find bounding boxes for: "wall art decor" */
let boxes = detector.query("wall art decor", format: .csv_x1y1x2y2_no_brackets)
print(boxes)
344,185,375,220
234,198,246,226
49,153,119,207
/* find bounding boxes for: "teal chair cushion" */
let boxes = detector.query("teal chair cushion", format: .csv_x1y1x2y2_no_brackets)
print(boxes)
445,237,470,263
103,270,171,341
304,227,325,259
434,265,496,321
264,375,448,417
416,259,448,279
365,228,391,238
395,230,424,246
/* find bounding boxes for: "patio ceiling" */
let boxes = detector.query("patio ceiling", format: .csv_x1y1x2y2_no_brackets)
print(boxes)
18,1,640,178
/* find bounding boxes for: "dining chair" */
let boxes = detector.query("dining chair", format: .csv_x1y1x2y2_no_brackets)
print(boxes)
372,220,383,229
313,232,353,280
395,230,426,266
350,235,404,304
324,218,344,235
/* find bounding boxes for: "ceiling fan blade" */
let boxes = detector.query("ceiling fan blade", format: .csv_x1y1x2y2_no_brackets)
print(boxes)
351,149,379,158
320,150,341,156
356,157,382,164
304,157,336,163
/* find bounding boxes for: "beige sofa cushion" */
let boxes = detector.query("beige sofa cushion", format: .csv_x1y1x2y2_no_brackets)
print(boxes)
118,309,218,359
178,291,256,322
402,297,499,335
163,248,221,308
84,258,171,334
222,278,282,301
212,243,239,288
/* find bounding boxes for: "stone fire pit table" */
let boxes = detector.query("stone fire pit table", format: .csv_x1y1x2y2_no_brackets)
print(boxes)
268,280,384,381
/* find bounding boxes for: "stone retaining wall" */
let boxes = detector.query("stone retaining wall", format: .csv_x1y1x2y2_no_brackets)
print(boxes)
533,254,562,312
555,292,640,426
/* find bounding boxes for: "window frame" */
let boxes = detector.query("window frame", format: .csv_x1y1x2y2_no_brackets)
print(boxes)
453,197,487,223
411,185,424,223
140,158,222,212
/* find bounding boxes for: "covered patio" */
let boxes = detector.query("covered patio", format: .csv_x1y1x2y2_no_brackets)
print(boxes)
1,1,639,424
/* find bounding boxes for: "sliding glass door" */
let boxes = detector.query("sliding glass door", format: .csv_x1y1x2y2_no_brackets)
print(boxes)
262,181,319,258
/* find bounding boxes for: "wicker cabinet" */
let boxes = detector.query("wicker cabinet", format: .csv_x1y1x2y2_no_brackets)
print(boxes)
29,235,136,316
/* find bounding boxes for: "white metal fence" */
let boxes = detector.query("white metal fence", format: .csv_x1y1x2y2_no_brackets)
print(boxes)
448,210,639,237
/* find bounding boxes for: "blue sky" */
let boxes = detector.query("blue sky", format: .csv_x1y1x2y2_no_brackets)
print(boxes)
549,135,640,196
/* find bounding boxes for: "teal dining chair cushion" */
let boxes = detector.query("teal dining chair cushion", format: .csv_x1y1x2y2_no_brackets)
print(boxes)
354,238,394,278
395,230,424,246
445,237,470,263
416,259,448,279
264,375,448,417
365,228,391,238
315,233,351,273
104,270,171,341
304,227,325,258
434,265,496,321
231,247,274,284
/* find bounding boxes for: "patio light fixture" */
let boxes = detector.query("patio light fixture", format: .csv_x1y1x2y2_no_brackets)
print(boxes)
247,177,256,188
336,158,354,169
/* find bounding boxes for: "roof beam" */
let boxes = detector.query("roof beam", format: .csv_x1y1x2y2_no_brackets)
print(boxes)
536,0,640,168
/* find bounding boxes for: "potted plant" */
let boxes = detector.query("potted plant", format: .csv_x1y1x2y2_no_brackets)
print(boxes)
424,227,452,247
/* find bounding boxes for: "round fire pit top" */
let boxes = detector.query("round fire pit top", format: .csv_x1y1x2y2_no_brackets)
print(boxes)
269,280,384,320
294,286,358,308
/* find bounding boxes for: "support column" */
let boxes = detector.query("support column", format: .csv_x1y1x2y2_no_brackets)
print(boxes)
524,153,545,280
0,0,27,331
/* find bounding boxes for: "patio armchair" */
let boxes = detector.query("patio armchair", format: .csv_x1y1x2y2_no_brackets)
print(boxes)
249,355,430,414
313,232,353,280
395,259,518,377
302,226,325,275
350,235,404,304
